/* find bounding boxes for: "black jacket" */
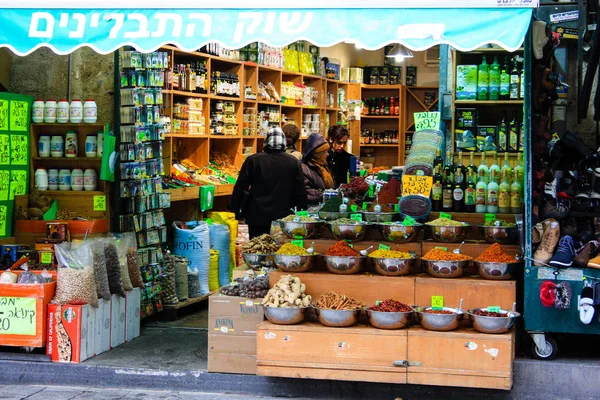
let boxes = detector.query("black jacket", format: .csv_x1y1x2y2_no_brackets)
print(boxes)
228,150,307,226
301,162,326,205
327,149,352,188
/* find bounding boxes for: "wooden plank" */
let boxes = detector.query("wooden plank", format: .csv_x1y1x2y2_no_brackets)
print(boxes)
257,365,406,384
407,372,512,390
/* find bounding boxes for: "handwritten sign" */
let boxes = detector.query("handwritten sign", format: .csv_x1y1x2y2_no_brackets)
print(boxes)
350,213,362,222
487,306,501,313
439,212,452,220
414,111,441,132
378,244,390,251
350,204,358,212
0,100,7,131
402,175,433,197
296,210,309,217
93,195,107,211
0,297,37,336
485,213,496,223
10,134,28,165
0,205,6,237
291,239,304,248
9,101,29,132
0,171,8,201
435,246,448,251
9,170,27,200
431,296,444,310
0,134,9,165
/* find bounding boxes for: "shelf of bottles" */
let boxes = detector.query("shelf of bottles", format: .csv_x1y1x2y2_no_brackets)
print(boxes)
118,48,171,318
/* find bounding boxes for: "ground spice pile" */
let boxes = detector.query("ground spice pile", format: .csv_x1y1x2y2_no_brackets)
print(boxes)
475,243,517,263
325,241,360,257
377,179,401,204
276,243,309,255
422,248,472,261
369,249,413,259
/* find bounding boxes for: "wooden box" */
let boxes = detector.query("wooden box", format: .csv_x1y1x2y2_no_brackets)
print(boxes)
110,294,126,349
94,298,111,355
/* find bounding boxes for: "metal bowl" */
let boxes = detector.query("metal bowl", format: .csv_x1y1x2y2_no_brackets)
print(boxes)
367,309,414,330
241,253,275,270
263,306,308,325
415,306,465,331
478,224,519,244
318,211,350,221
361,211,400,223
323,255,366,275
467,308,521,334
313,307,361,327
328,222,367,242
279,220,323,239
424,259,470,278
378,223,422,243
273,254,316,272
427,224,471,243
475,261,521,280
371,257,416,276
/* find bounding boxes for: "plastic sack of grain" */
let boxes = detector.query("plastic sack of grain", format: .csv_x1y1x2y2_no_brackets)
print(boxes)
209,249,220,292
173,221,210,294
208,212,238,277
187,269,201,298
115,233,135,291
88,238,111,300
160,254,178,305
171,254,189,302
101,237,126,298
209,223,230,287
53,241,98,307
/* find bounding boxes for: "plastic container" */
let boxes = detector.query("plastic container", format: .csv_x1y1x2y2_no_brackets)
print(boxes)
97,133,104,157
48,169,59,190
34,168,48,191
38,136,50,157
398,195,432,221
58,169,71,191
83,99,97,123
65,131,77,157
69,99,83,123
71,168,84,191
83,169,97,191
32,100,44,123
44,99,57,123
57,100,69,123
50,135,64,158
85,135,97,157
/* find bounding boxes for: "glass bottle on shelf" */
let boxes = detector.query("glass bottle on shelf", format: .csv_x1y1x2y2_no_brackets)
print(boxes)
478,152,489,184
384,97,390,115
465,169,476,213
477,56,489,101
394,96,400,115
442,157,454,212
510,169,523,213
489,152,501,185
514,152,524,184
498,112,508,152
389,97,395,115
501,152,512,184
433,149,444,173
379,96,385,115
509,112,519,152
487,167,499,213
489,56,501,101
500,56,510,100
475,172,488,213
370,97,376,115
509,58,520,100
519,61,525,99
498,167,511,214
466,152,477,182
432,162,443,212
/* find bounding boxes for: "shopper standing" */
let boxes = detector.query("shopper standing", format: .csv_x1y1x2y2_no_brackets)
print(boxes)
282,124,302,160
229,127,308,238
326,126,353,188
301,133,335,205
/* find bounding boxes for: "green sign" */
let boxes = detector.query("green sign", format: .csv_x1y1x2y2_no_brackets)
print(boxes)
0,297,37,336
368,185,374,197
9,170,27,200
0,135,9,165
291,239,304,247
439,212,452,220
0,100,7,131
0,171,8,201
40,252,53,264
9,101,28,132
394,204,399,212
350,204,358,212
414,111,441,132
200,185,215,212
205,218,213,226
93,195,107,211
378,244,390,251
362,202,368,210
402,216,416,226
350,213,362,222
435,246,448,251
0,205,6,237
431,296,444,310
485,213,496,223
487,306,501,313
296,210,309,217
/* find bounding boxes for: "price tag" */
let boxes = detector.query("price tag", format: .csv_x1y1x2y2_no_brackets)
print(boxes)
414,111,441,132
485,213,496,223
40,252,52,264
291,239,304,247
0,297,37,335
431,296,444,310
379,244,390,251
0,135,9,165
9,100,29,132
401,175,433,197
350,204,358,212
205,218,213,226
93,195,107,211
9,134,28,166
368,185,374,197
350,213,362,222
376,300,382,305
487,306,501,313
394,204,399,212
9,170,26,200
435,246,448,251
296,210,309,217
439,212,452,220
362,202,368,210
402,216,416,226
0,205,6,237
0,100,8,131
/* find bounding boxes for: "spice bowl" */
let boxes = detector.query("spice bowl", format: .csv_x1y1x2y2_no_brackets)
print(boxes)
273,254,316,273
423,259,470,278
367,309,414,330
478,224,519,244
361,211,400,223
467,308,521,334
323,255,366,275
328,222,367,242
427,224,471,243
378,222,422,243
371,257,416,276
313,307,361,327
279,220,323,239
415,306,465,331
263,306,308,325
475,261,521,280
318,211,350,221
242,253,275,270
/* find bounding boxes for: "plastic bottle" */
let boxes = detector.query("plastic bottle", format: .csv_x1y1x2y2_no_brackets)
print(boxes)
48,169,59,190
58,169,71,191
498,168,511,214
38,136,50,157
50,135,64,158
489,56,500,100
32,100,44,123
477,57,489,101
85,135,97,157
510,169,523,213
69,99,83,123
475,174,488,213
34,169,48,191
83,99,97,123
71,168,84,191
57,100,69,123
477,152,489,185
500,57,510,100
487,172,499,213
65,131,78,158
44,99,57,123
84,169,97,191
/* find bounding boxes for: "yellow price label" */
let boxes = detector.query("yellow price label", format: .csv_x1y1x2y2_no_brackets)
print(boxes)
414,111,441,132
40,252,52,264
93,195,106,211
431,296,444,310
402,175,433,197
0,297,37,336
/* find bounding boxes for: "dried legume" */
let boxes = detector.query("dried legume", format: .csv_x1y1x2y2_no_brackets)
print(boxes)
331,218,361,225
127,248,144,289
472,310,508,317
104,243,126,297
92,244,111,300
369,299,412,312
281,214,317,222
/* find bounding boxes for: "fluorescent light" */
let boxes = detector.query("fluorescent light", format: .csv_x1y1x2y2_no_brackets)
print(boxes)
386,44,413,58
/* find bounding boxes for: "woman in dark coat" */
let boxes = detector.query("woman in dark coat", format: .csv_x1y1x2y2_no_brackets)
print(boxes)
301,133,334,205
229,127,308,238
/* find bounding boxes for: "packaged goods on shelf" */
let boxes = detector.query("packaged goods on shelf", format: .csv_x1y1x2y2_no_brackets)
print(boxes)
258,81,281,103
210,100,237,135
211,72,240,97
172,99,205,135
243,108,258,137
171,61,208,93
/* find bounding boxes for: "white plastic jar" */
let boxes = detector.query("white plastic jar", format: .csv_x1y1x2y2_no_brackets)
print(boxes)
71,168,84,191
65,131,78,157
34,168,48,191
48,169,59,190
97,133,104,157
38,136,50,157
57,100,70,123
32,100,44,123
69,99,83,123
44,99,57,123
83,169,97,191
83,98,97,123
50,135,64,158
85,135,97,157
58,169,71,191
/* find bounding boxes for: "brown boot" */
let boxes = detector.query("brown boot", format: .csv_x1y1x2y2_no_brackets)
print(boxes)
532,218,557,244
574,240,599,267
533,220,560,266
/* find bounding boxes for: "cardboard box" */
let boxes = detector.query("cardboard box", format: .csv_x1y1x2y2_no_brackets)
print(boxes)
94,298,111,355
477,126,498,152
110,294,126,348
208,294,264,336
125,288,141,342
47,304,94,363
456,108,477,129
208,334,257,374
456,65,478,100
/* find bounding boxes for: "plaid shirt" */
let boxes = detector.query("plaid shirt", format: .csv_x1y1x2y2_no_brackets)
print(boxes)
265,127,286,151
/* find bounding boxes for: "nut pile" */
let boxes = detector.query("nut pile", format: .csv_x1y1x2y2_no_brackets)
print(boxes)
262,275,311,307
281,214,317,222
220,275,269,298
331,218,361,225
426,218,467,227
241,234,279,254
160,256,178,305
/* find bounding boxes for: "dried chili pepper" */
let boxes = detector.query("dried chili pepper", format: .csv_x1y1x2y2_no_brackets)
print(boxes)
369,299,412,312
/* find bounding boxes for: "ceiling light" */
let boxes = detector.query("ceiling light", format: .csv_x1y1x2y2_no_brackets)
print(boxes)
386,44,413,59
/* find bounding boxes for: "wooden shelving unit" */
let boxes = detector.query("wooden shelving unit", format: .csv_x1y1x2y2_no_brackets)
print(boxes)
404,86,439,158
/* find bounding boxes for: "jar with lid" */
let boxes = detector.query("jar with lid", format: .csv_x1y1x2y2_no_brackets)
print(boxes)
57,100,69,123
71,168,84,191
48,169,59,190
38,136,50,157
32,100,44,123
69,99,83,123
83,98,97,123
34,169,48,191
58,169,71,191
85,135,97,157
83,169,97,191
65,131,78,157
50,135,64,157
97,133,104,157
44,99,57,123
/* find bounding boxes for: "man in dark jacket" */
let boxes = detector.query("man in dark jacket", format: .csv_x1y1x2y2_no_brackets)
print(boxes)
229,127,308,238
301,133,334,205
326,126,352,188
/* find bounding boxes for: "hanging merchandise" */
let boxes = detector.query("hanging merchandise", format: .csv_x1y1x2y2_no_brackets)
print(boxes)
209,223,231,287
173,221,210,295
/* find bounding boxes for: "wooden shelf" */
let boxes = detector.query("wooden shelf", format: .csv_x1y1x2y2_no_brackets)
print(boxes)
33,157,102,161
31,123,104,128
454,100,523,105
42,190,105,196
464,47,524,54
360,144,399,148
210,94,242,101
361,84,403,89
164,89,208,98
281,103,302,109
209,135,241,139
361,115,400,119
165,133,208,138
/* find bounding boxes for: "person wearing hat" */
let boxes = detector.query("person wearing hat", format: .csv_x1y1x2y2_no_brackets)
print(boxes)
229,127,308,238
301,133,335,205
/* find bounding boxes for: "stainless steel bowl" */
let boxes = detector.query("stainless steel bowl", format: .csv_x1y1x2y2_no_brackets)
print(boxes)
323,255,366,275
318,211,350,222
478,224,519,244
475,261,521,280
313,307,361,327
427,224,471,243
367,309,414,330
371,257,416,276
328,222,367,242
415,306,465,331
423,259,470,278
263,306,308,325
361,211,400,223
467,308,521,334
378,223,422,243
241,253,275,270
279,220,323,239
273,254,316,272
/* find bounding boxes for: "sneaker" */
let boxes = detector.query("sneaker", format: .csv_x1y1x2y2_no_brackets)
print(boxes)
534,221,561,266
541,200,568,220
549,235,578,268
575,181,592,199
545,179,558,199
587,252,600,269
533,219,558,244
578,219,595,242
570,198,590,215
574,240,599,267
